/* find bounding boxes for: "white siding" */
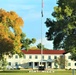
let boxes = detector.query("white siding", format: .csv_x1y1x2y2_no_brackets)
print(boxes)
65,53,76,69
6,53,63,69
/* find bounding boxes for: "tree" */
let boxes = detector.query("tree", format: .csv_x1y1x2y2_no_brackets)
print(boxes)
45,0,76,60
0,38,14,59
21,32,36,50
57,55,68,69
54,55,68,69
29,46,39,50
2,58,7,71
37,43,48,50
37,43,44,50
0,9,24,58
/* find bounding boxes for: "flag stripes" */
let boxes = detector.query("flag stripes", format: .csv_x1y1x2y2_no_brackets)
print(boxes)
42,0,43,8
41,0,44,17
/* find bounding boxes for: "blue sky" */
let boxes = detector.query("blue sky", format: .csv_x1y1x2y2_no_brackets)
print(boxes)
0,0,57,49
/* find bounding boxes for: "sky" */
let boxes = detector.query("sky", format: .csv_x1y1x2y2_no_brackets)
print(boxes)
0,0,57,49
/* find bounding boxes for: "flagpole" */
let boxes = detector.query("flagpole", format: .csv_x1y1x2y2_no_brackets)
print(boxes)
41,0,43,65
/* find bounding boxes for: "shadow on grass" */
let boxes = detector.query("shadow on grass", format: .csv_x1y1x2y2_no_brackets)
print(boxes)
0,70,29,73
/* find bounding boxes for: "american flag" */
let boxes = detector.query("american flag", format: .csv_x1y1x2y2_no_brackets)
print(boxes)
42,0,43,8
41,0,44,17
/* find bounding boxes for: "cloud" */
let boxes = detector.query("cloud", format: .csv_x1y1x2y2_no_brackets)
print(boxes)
31,38,53,49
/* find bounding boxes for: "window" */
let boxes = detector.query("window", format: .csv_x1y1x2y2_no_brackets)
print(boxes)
29,62,32,66
48,56,51,59
35,56,38,59
54,56,57,59
8,62,11,66
15,62,18,66
48,62,51,66
75,63,76,66
35,62,38,66
68,56,71,59
42,55,44,59
68,63,71,66
29,55,32,59
15,55,18,59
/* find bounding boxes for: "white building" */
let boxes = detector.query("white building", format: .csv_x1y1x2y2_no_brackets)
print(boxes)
65,53,76,69
6,50,76,69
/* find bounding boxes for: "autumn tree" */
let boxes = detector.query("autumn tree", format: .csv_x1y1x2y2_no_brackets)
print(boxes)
20,32,36,50
45,0,76,60
0,9,24,58
29,46,39,50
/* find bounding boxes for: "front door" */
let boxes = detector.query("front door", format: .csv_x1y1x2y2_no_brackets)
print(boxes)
47,62,52,68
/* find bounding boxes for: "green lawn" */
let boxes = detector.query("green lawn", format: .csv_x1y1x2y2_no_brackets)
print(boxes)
0,70,75,75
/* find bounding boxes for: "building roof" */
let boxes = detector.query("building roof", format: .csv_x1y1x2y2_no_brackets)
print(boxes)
22,50,65,54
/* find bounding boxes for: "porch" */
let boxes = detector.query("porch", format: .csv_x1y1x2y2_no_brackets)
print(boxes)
28,59,54,69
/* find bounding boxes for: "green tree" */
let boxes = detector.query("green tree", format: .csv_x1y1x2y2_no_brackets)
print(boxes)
37,43,44,50
54,59,58,69
54,55,68,69
45,0,76,60
37,43,48,50
57,55,68,69
0,59,7,70
21,32,36,50
2,58,8,71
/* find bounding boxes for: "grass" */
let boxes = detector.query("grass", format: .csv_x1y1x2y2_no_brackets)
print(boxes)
0,70,76,75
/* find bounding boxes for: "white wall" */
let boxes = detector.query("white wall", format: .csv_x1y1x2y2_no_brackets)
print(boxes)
65,53,76,69
6,53,64,69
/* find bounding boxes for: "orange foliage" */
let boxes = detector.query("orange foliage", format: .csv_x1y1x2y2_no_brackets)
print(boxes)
0,9,24,54
30,46,39,50
15,17,24,26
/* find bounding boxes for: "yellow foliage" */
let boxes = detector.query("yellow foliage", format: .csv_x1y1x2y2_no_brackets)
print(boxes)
0,9,24,54
15,17,24,26
30,46,39,50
